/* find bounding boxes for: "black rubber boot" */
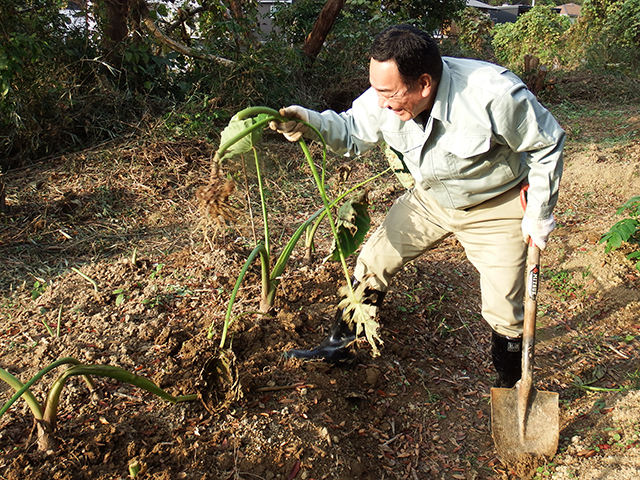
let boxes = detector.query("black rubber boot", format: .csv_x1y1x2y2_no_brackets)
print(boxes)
491,331,523,388
287,282,386,363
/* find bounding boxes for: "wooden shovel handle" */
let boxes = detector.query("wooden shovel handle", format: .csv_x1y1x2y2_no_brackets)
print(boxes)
522,244,540,385
520,183,540,396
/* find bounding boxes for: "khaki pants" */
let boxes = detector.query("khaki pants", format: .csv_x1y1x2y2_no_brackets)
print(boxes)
354,184,527,337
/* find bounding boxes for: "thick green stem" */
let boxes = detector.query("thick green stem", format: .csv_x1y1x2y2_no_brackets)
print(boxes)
264,207,326,308
0,357,96,427
304,167,392,251
43,364,197,431
234,106,285,122
212,243,270,346
298,138,353,289
270,207,325,279
0,367,44,424
259,244,271,312
253,146,270,255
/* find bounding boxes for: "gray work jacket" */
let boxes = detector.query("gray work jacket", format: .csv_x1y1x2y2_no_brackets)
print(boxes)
306,57,565,221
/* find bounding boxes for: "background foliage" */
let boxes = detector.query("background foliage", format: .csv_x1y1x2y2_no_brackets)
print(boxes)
491,5,572,70
1,0,639,170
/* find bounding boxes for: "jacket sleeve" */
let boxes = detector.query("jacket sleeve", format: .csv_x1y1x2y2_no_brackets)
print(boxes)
492,83,565,220
304,88,385,157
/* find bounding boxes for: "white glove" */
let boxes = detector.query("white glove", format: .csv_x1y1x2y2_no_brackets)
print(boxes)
521,214,555,250
269,106,310,142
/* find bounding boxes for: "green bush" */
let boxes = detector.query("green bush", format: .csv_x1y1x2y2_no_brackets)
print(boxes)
0,0,187,168
563,0,640,70
601,0,640,68
492,5,571,73
440,7,495,61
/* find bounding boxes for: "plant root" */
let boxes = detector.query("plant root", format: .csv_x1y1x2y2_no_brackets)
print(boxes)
195,175,238,226
196,347,243,413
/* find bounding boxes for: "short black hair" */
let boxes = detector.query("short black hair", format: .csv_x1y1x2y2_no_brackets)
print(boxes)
370,25,443,86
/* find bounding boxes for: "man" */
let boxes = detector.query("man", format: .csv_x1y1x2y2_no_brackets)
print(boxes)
270,25,564,388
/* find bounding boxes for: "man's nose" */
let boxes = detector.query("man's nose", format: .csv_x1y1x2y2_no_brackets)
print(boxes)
378,95,389,109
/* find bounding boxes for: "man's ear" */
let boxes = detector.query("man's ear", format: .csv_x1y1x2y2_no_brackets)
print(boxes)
419,73,434,98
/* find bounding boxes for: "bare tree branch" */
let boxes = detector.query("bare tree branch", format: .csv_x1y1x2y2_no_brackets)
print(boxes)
138,0,235,67
166,6,210,34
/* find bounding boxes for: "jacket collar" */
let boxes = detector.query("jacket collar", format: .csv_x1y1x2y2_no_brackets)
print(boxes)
429,59,450,124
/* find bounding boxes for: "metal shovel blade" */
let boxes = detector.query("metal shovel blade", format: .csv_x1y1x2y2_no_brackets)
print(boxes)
491,384,559,463
491,233,559,467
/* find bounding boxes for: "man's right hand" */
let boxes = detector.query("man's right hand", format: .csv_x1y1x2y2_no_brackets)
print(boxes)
269,106,310,142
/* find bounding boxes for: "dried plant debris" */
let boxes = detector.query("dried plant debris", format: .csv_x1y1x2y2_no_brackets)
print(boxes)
338,281,383,357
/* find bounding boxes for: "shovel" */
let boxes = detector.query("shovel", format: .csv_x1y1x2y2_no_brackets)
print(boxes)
491,189,559,466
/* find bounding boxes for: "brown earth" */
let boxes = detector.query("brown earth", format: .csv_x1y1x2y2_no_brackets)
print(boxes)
1,96,639,480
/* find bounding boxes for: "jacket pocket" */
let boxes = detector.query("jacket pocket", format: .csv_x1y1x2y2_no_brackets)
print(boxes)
384,137,423,157
439,134,491,158
435,134,516,182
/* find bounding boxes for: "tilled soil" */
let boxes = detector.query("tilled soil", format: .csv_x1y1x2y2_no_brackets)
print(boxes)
1,104,640,480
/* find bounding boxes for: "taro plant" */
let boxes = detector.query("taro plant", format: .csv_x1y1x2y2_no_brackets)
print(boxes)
600,195,640,271
0,357,196,451
196,107,390,406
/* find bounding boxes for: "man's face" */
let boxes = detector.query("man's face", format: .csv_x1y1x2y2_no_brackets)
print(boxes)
369,59,434,122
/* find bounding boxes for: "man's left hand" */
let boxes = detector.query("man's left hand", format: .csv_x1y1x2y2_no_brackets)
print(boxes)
269,106,310,142
521,214,555,250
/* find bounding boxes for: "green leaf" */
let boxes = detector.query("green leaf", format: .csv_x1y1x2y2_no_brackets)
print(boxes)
219,113,270,161
617,196,640,217
115,293,125,306
617,218,639,239
327,191,371,261
602,231,623,253
601,216,640,253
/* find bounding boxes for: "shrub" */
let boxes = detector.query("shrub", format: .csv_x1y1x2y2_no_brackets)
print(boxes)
492,5,571,73
600,196,640,271
440,7,496,62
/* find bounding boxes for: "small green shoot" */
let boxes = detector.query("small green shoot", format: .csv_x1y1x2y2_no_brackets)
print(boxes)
113,288,127,306
56,304,62,337
39,304,63,338
41,320,55,338
150,263,164,280
129,459,141,478
31,280,46,300
71,267,98,292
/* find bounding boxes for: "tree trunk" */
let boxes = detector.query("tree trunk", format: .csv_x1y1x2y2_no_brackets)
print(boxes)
227,0,244,20
103,0,130,51
0,180,6,213
302,0,346,63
